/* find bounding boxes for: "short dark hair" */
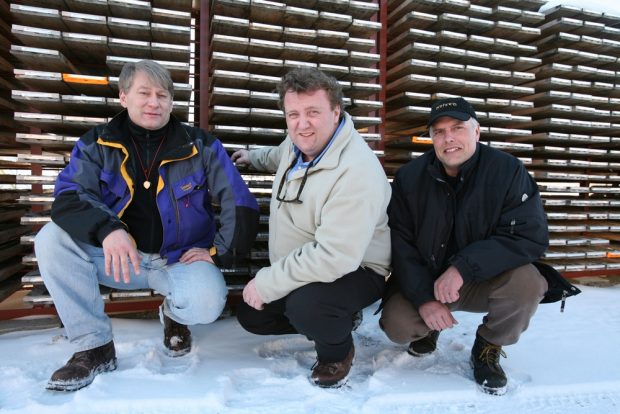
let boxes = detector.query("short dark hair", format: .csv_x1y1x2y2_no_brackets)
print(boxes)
276,68,344,112
118,60,174,99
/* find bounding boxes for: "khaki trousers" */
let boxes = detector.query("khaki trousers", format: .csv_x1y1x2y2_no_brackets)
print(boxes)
379,264,548,346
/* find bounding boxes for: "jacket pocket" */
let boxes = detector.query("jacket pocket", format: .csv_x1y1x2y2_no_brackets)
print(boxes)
171,176,213,238
99,170,128,208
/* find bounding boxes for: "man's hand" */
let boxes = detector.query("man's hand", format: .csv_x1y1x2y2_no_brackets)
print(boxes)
242,278,265,310
179,247,214,264
419,300,458,331
434,265,464,304
102,229,141,284
231,149,251,167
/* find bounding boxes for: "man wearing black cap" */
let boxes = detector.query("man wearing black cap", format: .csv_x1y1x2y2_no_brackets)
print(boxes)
379,97,550,395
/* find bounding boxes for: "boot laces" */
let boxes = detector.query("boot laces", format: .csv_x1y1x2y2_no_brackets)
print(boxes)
312,360,340,375
479,344,506,366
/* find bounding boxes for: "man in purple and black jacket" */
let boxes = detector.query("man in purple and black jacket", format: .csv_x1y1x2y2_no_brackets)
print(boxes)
35,60,259,391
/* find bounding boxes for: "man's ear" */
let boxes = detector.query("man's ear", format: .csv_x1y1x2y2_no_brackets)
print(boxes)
334,105,341,122
119,90,128,108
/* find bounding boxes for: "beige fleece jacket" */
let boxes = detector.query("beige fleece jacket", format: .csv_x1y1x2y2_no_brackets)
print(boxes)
248,113,391,303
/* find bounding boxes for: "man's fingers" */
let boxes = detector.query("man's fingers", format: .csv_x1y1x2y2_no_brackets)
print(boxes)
112,255,121,283
120,256,131,284
129,250,141,275
105,253,112,277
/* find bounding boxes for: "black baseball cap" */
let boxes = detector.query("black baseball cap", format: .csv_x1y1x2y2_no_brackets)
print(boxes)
427,97,477,127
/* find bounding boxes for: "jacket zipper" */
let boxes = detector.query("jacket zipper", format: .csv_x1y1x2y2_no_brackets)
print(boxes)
434,176,454,267
145,132,158,253
560,290,568,313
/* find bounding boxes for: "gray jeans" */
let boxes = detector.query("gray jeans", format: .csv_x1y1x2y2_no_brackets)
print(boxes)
379,264,548,346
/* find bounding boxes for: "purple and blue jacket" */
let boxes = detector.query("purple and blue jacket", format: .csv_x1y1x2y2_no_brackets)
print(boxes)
52,110,259,267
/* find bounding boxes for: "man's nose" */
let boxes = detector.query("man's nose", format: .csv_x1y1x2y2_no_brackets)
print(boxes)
146,94,159,106
298,115,311,128
444,128,457,141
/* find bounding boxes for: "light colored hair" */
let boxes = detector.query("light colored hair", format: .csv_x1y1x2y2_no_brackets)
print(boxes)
118,60,174,98
430,117,479,135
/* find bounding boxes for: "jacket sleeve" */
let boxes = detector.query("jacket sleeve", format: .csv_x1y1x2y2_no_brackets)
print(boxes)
51,130,126,246
254,156,390,303
450,163,549,283
204,134,259,268
388,170,436,309
248,138,288,173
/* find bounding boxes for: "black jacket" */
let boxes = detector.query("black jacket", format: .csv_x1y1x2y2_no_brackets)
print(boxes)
388,143,549,309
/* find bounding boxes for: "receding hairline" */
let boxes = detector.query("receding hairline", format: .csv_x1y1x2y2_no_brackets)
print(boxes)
118,61,174,98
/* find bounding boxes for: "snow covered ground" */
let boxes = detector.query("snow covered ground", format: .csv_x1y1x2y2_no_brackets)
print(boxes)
0,284,619,413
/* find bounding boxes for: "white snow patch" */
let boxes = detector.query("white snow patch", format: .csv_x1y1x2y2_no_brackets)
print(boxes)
0,285,619,413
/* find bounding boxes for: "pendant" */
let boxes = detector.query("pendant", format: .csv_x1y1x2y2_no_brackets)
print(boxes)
143,181,151,189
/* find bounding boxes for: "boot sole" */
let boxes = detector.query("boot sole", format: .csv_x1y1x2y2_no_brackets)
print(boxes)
163,345,191,358
312,375,350,389
476,382,507,396
469,358,507,396
46,358,118,392
407,348,436,357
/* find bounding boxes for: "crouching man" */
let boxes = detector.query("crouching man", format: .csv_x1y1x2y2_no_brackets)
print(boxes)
231,68,391,388
35,60,259,391
380,97,550,395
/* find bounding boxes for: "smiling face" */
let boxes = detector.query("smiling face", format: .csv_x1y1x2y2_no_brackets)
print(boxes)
119,70,173,130
430,117,480,177
283,89,341,163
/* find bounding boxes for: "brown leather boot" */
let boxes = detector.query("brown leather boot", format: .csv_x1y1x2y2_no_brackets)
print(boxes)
47,341,117,391
310,345,355,388
163,314,192,357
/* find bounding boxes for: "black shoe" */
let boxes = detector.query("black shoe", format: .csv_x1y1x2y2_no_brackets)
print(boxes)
352,310,363,332
470,334,507,395
310,345,355,388
163,314,192,357
407,330,440,357
47,341,117,391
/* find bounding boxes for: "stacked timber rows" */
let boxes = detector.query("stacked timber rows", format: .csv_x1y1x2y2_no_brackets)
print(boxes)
383,0,620,276
3,0,194,311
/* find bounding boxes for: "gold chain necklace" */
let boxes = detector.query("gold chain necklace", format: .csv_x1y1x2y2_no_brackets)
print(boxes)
129,134,166,190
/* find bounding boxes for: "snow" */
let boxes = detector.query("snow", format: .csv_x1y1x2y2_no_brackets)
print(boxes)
540,0,620,14
1,285,619,413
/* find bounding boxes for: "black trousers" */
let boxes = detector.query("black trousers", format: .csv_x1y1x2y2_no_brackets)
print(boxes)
237,267,385,362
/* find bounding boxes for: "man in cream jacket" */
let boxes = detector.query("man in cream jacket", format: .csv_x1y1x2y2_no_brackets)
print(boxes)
231,68,391,388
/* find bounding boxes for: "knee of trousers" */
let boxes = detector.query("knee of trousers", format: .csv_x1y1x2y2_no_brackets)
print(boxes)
235,301,271,335
498,264,548,306
284,289,348,337
379,310,421,345
35,222,68,261
168,266,227,325
34,222,83,277
379,294,428,345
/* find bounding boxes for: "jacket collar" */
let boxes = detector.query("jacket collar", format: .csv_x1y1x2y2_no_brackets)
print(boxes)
286,112,355,173
427,143,481,183
100,110,195,160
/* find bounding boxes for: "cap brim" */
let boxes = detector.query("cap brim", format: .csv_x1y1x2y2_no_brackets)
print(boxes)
427,111,472,127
